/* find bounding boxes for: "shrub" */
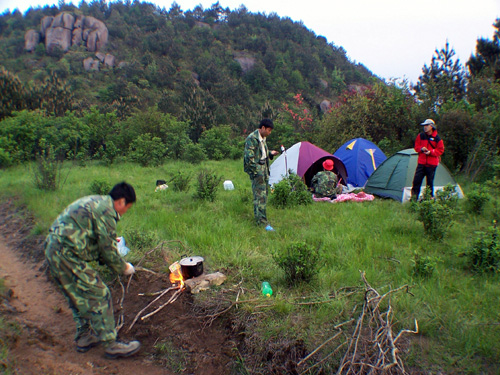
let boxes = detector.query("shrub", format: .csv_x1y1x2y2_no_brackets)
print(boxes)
194,169,223,202
170,171,192,192
412,252,440,278
269,173,312,209
128,134,165,167
273,241,320,286
466,183,490,215
465,223,500,273
182,143,207,164
412,187,454,240
32,144,61,191
89,178,112,195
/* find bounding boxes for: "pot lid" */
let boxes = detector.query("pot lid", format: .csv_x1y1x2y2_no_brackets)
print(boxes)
179,256,204,266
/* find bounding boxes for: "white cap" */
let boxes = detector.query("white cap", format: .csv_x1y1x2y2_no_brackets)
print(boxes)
420,119,435,127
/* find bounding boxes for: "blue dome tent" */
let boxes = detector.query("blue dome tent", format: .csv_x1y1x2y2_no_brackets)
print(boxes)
334,138,386,187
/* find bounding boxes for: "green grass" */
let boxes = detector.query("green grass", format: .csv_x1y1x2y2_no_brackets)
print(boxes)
0,159,499,373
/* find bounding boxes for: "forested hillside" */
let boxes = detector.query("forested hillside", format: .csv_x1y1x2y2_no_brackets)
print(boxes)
0,1,373,130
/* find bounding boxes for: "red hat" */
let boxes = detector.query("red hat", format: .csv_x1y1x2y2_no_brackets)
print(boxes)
322,159,334,171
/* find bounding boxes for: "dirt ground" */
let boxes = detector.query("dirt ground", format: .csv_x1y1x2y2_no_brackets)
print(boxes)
0,198,238,375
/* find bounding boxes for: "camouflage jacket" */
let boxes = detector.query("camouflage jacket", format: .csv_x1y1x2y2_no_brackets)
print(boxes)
46,195,126,274
311,171,342,197
243,129,273,179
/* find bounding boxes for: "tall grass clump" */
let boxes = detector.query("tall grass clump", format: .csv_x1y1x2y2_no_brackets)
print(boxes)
170,171,192,192
273,241,320,286
269,173,312,209
32,144,61,191
464,222,500,273
194,169,222,202
412,251,440,278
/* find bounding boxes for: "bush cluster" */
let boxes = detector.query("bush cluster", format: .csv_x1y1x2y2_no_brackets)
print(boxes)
465,222,500,273
269,173,312,209
273,241,320,286
194,169,223,202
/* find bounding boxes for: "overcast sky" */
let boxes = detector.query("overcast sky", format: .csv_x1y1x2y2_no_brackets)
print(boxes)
2,0,499,83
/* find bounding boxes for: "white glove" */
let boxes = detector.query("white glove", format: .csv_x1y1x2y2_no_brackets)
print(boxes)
124,262,135,275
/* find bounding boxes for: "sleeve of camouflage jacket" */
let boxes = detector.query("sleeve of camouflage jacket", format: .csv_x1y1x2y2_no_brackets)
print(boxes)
94,205,127,275
244,133,259,178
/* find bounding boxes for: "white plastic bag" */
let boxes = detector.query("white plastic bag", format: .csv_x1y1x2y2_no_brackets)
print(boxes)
116,236,130,256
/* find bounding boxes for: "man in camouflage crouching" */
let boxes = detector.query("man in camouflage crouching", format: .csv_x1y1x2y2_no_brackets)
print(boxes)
244,118,279,231
311,159,343,199
45,182,140,358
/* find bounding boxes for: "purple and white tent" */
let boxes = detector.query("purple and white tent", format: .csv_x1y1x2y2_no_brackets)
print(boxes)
269,141,348,187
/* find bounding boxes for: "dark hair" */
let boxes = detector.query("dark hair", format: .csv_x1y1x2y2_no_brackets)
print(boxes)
259,118,274,129
109,182,136,204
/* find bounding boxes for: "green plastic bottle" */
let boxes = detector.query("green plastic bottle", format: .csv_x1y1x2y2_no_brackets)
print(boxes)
261,281,273,297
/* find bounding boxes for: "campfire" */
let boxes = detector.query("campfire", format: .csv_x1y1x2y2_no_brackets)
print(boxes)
168,260,185,288
123,257,226,333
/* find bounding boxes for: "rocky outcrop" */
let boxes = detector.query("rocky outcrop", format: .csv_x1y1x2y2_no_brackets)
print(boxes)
83,57,100,72
234,54,256,73
320,100,332,113
24,29,40,52
103,54,115,68
27,12,108,55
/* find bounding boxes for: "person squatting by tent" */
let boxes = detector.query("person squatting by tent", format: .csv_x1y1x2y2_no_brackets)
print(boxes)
243,119,279,231
411,119,444,200
311,159,343,199
44,182,141,358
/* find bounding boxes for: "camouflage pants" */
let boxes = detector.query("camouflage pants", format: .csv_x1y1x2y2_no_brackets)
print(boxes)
251,173,269,226
45,236,116,344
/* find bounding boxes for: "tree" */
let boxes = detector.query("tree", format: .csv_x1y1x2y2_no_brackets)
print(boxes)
414,42,466,113
468,18,500,81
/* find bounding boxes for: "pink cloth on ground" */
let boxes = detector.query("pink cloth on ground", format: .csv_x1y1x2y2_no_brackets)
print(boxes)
313,192,375,203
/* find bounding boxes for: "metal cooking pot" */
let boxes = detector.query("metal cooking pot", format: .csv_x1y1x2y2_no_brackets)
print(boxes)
179,256,204,279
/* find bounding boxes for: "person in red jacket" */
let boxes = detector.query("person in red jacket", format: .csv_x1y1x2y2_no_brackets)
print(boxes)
411,119,445,200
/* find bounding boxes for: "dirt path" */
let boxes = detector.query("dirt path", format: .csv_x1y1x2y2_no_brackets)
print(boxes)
0,235,174,375
0,199,236,375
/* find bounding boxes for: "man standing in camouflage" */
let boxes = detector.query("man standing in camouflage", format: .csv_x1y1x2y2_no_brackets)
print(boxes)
244,119,279,231
311,159,343,199
44,182,141,358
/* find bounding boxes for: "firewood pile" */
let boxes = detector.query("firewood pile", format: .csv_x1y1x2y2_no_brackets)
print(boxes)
299,271,418,375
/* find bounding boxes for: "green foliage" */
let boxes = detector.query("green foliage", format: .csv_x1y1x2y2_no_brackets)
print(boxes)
128,133,165,167
466,183,491,214
269,173,312,209
272,241,320,286
89,178,112,195
412,251,440,278
124,228,158,252
32,143,60,191
315,82,416,152
194,169,223,202
414,42,466,112
412,187,455,240
170,171,192,192
465,223,500,273
182,142,207,164
199,125,235,160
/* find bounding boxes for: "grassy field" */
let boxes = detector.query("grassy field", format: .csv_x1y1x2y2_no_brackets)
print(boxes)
0,159,499,374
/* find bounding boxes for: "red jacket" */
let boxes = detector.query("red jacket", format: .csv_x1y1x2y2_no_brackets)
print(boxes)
414,130,444,167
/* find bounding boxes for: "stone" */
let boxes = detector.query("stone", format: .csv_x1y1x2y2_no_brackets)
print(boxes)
104,54,115,68
83,57,99,72
45,27,72,55
24,29,40,52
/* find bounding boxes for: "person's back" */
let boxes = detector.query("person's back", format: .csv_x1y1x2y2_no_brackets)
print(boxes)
312,170,339,198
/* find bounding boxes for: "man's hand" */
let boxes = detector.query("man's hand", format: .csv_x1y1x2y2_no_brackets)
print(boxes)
271,150,279,156
124,262,135,275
